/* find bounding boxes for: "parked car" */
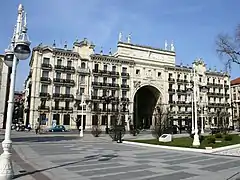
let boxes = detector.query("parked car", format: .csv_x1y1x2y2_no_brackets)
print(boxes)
48,125,66,132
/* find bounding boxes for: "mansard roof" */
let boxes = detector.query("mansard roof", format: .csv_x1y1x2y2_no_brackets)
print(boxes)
91,54,135,65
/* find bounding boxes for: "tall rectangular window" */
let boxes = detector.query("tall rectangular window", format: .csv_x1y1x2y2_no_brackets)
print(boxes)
56,72,61,79
80,75,85,83
80,88,84,95
94,76,98,82
94,63,99,71
65,87,70,94
55,86,60,94
66,73,71,79
67,60,72,67
122,91,127,97
104,64,107,71
42,71,49,77
122,67,127,73
43,57,50,64
93,89,98,96
112,65,116,72
41,85,48,93
57,59,62,65
103,77,107,83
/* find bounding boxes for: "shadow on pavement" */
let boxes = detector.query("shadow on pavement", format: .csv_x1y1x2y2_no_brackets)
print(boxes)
0,136,79,143
13,153,118,179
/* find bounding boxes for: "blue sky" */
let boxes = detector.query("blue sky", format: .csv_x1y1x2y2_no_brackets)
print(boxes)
0,0,239,90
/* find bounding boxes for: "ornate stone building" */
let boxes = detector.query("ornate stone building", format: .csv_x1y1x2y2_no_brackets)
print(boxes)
24,37,232,131
231,77,240,126
0,54,11,128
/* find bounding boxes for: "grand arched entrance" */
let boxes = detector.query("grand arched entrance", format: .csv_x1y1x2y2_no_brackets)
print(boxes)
133,85,161,129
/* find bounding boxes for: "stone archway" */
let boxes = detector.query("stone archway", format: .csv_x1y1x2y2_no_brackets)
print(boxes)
133,85,161,130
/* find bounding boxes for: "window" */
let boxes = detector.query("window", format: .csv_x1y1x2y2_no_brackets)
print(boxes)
199,77,202,82
177,74,180,79
67,60,72,67
104,64,107,71
184,75,187,79
80,75,85,83
55,100,59,109
81,62,86,68
80,88,84,95
42,71,49,77
65,101,70,109
169,95,173,102
122,79,127,85
178,85,180,90
43,57,50,64
94,76,98,82
66,74,71,79
63,114,70,125
122,91,127,97
103,77,107,83
41,85,48,93
136,69,140,75
55,86,60,94
112,65,116,72
57,59,62,65
56,72,61,79
40,100,46,107
158,72,161,77
93,89,98,96
169,73,172,78
112,78,116,84
103,89,107,96
112,90,116,97
94,63,99,71
65,87,70,94
169,84,173,90
122,67,127,73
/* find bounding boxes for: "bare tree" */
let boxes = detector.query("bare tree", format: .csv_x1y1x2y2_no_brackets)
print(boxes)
151,104,172,139
216,25,240,72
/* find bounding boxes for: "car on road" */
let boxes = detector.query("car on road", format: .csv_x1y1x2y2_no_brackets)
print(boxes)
48,125,66,132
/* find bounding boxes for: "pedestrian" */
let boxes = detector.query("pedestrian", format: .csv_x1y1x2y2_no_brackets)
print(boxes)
35,122,39,134
27,123,31,132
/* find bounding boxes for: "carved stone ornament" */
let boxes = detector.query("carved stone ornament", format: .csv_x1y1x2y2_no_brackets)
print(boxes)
133,81,141,89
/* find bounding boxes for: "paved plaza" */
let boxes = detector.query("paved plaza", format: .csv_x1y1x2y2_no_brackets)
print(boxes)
2,132,238,180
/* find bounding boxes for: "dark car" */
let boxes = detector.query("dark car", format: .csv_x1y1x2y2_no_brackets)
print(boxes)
49,125,66,132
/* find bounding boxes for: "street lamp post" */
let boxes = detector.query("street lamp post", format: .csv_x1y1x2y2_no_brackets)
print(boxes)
0,4,31,179
192,68,200,147
200,86,208,134
80,94,85,137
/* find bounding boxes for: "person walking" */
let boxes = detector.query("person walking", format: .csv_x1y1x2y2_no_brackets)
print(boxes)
35,122,39,134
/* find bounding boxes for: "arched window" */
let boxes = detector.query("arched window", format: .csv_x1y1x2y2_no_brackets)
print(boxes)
81,62,86,69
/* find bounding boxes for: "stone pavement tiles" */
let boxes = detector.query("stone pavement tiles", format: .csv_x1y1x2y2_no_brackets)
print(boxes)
12,137,240,180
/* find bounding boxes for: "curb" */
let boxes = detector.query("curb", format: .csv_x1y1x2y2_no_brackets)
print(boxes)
123,141,240,154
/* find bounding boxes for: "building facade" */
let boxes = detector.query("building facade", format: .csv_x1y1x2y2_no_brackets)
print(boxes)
24,37,232,131
231,77,240,127
0,55,11,129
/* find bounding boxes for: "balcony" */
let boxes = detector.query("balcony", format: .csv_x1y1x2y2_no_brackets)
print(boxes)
39,92,50,99
168,89,175,94
92,82,102,87
110,83,120,89
38,106,50,111
54,65,65,71
52,93,62,99
53,78,64,84
64,79,75,86
121,72,130,78
41,63,52,70
177,79,185,83
91,96,101,100
168,78,175,83
62,94,74,99
121,97,129,102
110,71,120,77
77,67,90,74
52,106,64,111
65,66,75,73
92,69,101,74
64,107,73,112
40,77,51,84
121,84,130,89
